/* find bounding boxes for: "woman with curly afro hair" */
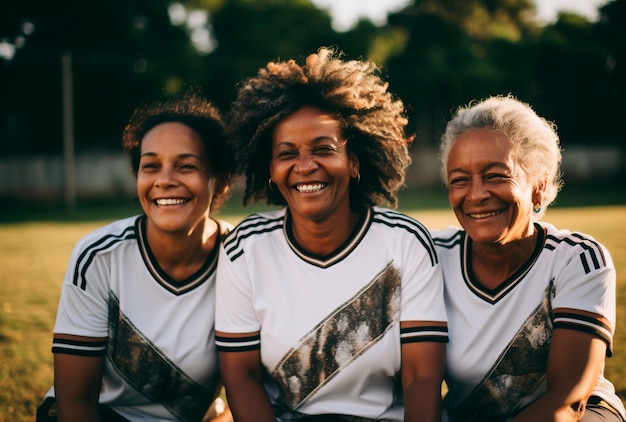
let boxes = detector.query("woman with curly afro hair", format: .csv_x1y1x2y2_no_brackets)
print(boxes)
215,47,448,421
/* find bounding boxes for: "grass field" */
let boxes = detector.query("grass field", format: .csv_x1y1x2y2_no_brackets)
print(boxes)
1,190,625,421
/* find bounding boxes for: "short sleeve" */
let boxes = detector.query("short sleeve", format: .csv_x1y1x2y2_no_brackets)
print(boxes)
215,244,261,335
53,238,111,339
551,234,616,354
399,227,448,343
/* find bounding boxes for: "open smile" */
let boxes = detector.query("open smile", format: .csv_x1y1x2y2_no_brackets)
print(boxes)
155,198,190,206
468,210,502,219
295,183,327,193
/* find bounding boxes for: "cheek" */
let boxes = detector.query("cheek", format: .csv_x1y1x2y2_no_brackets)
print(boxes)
135,176,150,194
269,161,287,180
510,184,533,206
448,189,462,208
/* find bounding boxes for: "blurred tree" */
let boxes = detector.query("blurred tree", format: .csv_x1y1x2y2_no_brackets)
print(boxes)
0,0,379,156
199,0,374,110
594,0,626,179
0,0,204,155
382,0,625,157
595,0,626,142
526,12,613,144
0,0,622,162
384,0,541,146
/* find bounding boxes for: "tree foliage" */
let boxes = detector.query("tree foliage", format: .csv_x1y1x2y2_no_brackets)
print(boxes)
0,0,623,157
384,0,624,147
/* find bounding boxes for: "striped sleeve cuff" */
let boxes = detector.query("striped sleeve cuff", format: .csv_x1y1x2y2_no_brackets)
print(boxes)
553,311,613,356
400,325,449,344
52,337,107,356
215,333,261,352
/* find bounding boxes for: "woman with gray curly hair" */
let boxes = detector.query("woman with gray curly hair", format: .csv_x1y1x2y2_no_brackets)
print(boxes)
431,95,625,421
215,47,448,421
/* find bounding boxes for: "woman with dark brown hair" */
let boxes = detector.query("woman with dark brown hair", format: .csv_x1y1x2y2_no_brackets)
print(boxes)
38,89,234,421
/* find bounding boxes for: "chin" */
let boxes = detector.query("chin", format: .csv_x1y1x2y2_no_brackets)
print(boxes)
468,231,505,244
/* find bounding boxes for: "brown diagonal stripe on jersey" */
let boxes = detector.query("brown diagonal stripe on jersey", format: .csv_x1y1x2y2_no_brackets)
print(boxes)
107,294,214,422
273,262,401,409
446,280,555,422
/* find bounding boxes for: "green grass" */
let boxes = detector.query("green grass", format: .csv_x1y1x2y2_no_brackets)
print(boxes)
0,187,624,421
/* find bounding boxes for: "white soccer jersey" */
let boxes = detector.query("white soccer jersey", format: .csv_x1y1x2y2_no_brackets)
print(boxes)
432,222,626,421
215,207,448,420
46,215,229,422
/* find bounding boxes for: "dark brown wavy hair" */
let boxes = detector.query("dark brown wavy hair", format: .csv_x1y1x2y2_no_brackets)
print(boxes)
122,88,235,212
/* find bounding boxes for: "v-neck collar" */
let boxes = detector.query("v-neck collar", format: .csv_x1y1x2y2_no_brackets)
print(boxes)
135,215,221,295
461,222,547,304
283,207,371,268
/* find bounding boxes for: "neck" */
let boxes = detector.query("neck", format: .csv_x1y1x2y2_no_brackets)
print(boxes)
289,208,362,256
146,217,219,280
470,226,539,290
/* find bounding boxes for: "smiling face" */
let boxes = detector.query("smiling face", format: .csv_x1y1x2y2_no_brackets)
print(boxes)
270,106,359,223
446,128,541,245
137,122,214,235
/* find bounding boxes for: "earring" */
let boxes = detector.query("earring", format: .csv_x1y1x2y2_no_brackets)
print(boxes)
354,173,361,184
533,203,541,213
268,178,275,190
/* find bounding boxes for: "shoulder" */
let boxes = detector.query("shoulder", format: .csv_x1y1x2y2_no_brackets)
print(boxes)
430,226,464,247
72,215,140,254
371,207,430,238
541,222,608,255
540,222,612,268
541,222,603,247
370,207,441,265
222,208,286,258
66,216,141,289
215,218,235,237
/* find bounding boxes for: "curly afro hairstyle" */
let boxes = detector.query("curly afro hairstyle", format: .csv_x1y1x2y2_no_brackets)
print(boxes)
227,47,412,209
122,88,235,212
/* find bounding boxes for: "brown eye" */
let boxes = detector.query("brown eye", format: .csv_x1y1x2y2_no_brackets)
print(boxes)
449,177,468,186
276,150,297,160
140,162,159,171
485,174,507,182
313,145,335,155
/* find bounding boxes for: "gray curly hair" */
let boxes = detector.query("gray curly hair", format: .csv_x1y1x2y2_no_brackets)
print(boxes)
439,95,563,220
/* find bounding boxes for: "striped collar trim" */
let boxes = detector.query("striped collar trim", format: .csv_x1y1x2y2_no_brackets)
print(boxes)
283,208,371,268
136,216,220,295
462,223,547,304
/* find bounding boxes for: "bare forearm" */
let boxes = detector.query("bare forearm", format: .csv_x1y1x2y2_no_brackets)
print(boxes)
511,332,606,422
511,390,587,422
403,378,442,422
401,341,446,422
56,399,101,422
225,380,275,422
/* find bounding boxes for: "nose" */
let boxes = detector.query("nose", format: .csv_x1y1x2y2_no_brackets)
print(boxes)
294,151,318,173
155,166,177,187
467,179,490,203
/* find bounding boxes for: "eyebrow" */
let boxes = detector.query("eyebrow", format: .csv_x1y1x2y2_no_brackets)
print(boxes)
448,162,511,175
274,136,343,147
140,151,202,160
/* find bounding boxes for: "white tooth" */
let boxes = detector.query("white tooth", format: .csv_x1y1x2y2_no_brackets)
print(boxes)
297,184,325,193
156,198,186,205
471,211,500,219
